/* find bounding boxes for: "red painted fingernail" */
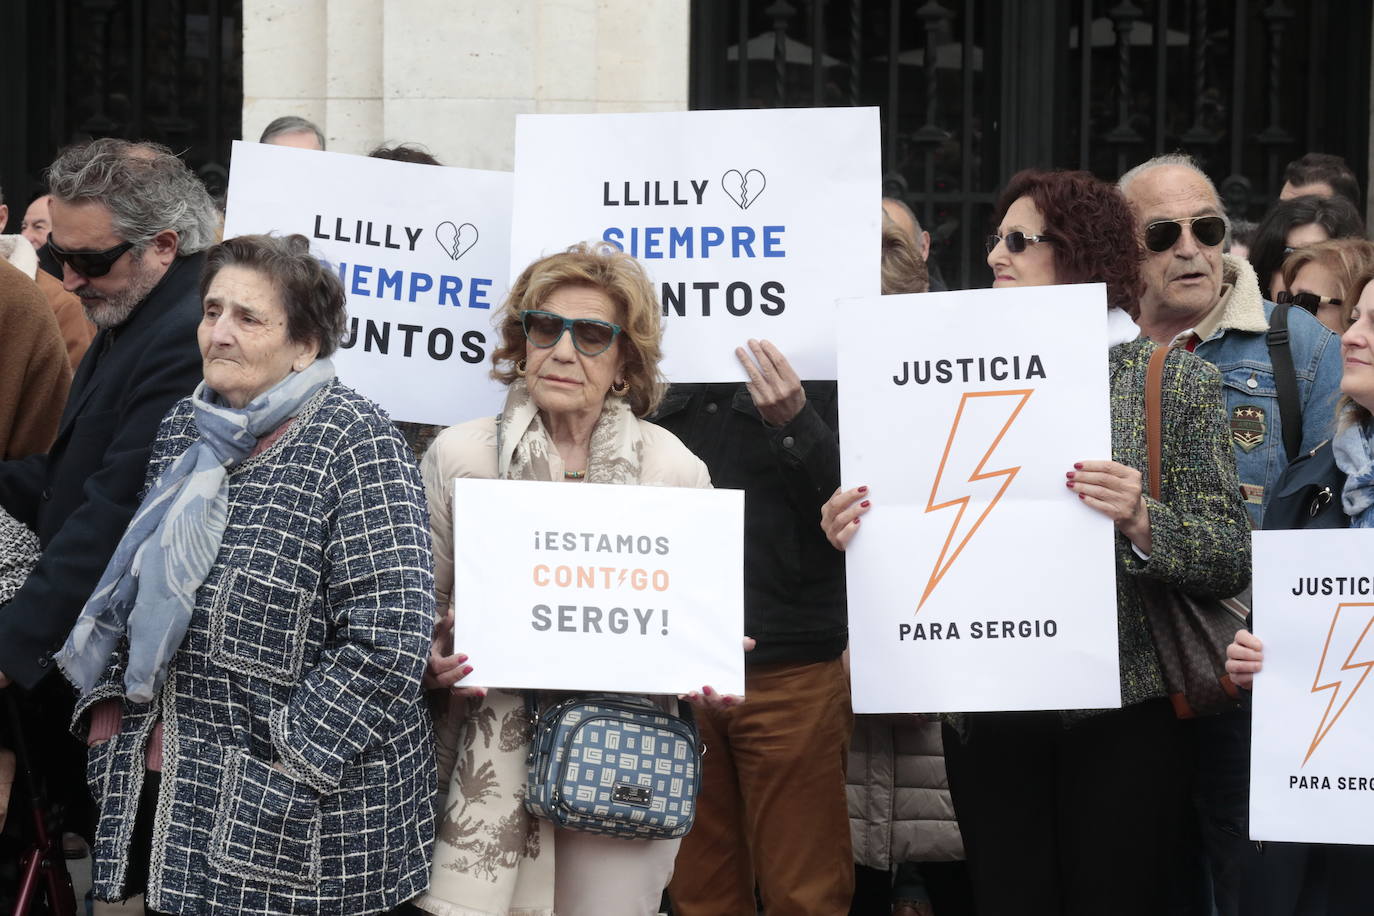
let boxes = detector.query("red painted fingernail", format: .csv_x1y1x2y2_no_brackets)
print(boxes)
703,686,715,696
462,665,473,676
1065,481,1074,488
1078,493,1086,500
1074,462,1084,470
853,517,861,526
857,485,869,493
860,500,871,507
1066,471,1075,479
456,654,469,663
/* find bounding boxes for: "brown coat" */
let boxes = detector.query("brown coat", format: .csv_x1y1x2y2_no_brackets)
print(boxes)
0,235,95,369
0,259,72,458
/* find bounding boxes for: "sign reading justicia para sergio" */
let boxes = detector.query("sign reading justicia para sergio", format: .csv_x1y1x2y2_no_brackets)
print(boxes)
509,108,880,382
224,141,511,424
1250,528,1374,845
839,285,1119,713
450,479,746,695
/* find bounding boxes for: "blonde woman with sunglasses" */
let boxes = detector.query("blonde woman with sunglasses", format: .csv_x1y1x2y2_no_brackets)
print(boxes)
415,243,722,916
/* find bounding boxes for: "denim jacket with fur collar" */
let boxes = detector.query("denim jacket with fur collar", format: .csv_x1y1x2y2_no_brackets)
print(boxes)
1192,255,1342,525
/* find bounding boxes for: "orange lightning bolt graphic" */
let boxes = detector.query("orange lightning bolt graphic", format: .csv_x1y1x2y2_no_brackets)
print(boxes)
1304,602,1374,766
917,389,1034,612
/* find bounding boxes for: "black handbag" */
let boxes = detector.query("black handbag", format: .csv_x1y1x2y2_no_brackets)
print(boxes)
1260,439,1349,531
1139,344,1246,719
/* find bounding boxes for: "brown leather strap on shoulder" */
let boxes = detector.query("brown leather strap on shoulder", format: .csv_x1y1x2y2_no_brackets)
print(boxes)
1145,343,1170,500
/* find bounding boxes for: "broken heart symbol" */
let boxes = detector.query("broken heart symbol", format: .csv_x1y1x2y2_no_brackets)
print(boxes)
720,169,767,209
435,221,480,260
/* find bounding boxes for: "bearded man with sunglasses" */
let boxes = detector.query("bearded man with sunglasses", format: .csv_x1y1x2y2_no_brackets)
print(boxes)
0,139,215,694
1119,154,1342,916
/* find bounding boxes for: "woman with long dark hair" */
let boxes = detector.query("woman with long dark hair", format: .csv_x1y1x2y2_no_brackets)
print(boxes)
1249,194,1366,301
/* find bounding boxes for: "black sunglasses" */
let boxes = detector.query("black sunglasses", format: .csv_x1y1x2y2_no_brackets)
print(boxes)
1143,216,1227,253
985,231,1055,255
46,236,136,278
1276,290,1342,315
521,309,623,357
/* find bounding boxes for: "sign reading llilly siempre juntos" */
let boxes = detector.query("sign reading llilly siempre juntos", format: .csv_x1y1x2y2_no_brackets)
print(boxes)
510,108,880,382
224,141,511,424
839,285,1120,714
450,479,745,695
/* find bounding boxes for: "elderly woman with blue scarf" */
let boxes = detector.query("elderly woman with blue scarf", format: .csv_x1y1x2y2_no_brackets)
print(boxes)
55,234,436,915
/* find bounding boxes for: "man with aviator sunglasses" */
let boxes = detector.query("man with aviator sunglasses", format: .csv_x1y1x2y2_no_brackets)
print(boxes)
1120,154,1340,526
1120,154,1342,916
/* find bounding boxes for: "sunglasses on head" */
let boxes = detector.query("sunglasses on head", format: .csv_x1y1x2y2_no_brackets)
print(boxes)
46,236,136,278
985,231,1054,255
1143,215,1227,253
521,309,623,357
1276,290,1342,315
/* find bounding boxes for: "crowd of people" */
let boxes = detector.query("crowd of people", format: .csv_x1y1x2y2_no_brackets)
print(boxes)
0,122,1370,916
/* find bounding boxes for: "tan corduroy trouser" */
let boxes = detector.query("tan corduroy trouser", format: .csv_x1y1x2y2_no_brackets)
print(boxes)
669,658,853,916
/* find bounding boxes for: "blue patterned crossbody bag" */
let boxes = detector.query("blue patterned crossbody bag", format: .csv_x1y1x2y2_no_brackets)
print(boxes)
524,693,702,840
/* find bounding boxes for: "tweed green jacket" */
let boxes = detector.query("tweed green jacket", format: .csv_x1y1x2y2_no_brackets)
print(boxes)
946,339,1251,731
1102,338,1252,713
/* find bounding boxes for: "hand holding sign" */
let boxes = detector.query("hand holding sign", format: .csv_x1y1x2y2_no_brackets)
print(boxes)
423,608,486,697
821,485,871,550
1066,459,1151,553
1225,628,1264,689
683,636,757,709
737,339,805,427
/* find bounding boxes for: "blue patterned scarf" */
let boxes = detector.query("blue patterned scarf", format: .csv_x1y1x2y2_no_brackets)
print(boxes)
56,359,336,701
1332,411,1374,528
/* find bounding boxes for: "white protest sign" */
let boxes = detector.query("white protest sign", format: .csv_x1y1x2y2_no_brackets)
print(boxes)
840,285,1119,713
450,478,745,695
1250,528,1374,844
223,141,510,424
510,108,880,382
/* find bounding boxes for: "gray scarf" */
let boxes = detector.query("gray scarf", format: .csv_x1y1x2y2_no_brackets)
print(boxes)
56,359,336,701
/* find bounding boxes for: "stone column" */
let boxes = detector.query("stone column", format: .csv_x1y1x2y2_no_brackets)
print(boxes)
242,0,688,165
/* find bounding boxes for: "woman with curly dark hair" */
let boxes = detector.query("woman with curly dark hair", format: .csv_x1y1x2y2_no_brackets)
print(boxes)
822,169,1249,915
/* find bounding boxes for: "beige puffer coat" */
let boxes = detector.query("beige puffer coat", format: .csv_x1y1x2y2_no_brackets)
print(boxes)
847,716,964,870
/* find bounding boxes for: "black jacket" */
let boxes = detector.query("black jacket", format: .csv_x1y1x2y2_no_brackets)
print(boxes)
651,381,846,666
0,253,205,687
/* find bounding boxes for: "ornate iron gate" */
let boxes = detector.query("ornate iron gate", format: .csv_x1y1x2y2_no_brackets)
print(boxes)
689,0,1371,290
5,0,243,216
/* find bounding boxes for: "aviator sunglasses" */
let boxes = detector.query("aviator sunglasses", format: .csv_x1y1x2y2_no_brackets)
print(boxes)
985,231,1055,255
521,309,623,357
46,236,136,278
1143,215,1227,253
1276,290,1342,315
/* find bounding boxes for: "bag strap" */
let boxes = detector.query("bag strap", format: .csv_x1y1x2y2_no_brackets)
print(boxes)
1145,343,1171,500
524,690,698,726
1267,303,1303,463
